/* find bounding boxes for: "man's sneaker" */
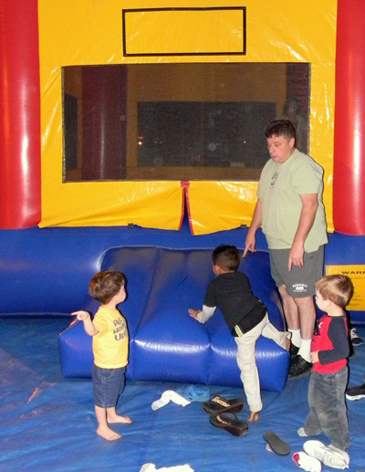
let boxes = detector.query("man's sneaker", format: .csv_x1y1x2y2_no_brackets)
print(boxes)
290,343,300,357
350,328,364,346
303,440,350,469
288,355,312,380
292,451,322,472
346,382,365,401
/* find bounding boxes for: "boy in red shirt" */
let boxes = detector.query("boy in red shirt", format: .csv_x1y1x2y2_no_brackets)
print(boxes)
298,275,353,455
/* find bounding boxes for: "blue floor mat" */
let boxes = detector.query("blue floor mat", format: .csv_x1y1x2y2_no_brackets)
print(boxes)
0,318,364,472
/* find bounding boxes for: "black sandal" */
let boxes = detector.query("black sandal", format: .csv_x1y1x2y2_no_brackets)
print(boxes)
210,413,248,437
202,395,244,415
263,431,290,455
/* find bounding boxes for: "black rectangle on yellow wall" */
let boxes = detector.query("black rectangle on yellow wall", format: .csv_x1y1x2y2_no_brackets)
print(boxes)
123,7,246,56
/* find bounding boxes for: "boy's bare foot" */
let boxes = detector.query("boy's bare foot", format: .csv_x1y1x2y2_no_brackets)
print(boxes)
97,426,121,441
248,411,259,422
108,414,132,424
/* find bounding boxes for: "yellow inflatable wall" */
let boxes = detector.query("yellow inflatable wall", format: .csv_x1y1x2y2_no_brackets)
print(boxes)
38,0,336,234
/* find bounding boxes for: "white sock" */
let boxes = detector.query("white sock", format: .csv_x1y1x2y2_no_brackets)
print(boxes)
298,339,312,363
151,390,191,410
289,329,301,347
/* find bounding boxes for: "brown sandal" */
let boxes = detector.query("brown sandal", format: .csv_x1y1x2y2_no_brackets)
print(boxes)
209,413,248,437
202,395,244,414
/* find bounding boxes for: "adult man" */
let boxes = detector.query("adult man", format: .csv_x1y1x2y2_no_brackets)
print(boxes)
243,119,328,379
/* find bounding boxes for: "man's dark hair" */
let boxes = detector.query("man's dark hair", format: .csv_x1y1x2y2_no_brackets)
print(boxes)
212,244,240,272
89,271,126,304
265,119,296,142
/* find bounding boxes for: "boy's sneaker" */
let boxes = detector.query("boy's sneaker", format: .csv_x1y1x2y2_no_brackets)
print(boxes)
346,382,365,401
266,443,275,453
292,451,322,472
303,440,350,469
290,343,300,357
350,328,364,346
328,445,350,467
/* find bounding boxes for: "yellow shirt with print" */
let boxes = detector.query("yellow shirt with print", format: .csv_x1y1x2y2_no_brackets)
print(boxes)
92,306,129,369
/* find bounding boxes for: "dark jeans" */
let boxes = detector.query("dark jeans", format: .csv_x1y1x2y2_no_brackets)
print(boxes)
92,364,126,408
304,366,350,450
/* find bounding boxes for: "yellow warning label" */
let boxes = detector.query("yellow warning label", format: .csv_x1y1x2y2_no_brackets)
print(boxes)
325,265,365,311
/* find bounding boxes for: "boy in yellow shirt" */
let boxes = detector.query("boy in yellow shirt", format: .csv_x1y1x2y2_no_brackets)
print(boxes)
73,271,132,441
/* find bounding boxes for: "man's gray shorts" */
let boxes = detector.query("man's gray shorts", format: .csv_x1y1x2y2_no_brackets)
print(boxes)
269,245,325,298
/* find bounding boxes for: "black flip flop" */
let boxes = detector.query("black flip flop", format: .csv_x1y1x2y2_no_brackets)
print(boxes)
202,395,244,415
209,413,248,437
263,431,290,456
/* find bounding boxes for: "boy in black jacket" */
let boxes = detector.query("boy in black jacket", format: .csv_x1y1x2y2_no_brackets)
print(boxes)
189,244,289,422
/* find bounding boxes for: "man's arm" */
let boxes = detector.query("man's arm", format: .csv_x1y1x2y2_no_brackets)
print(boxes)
289,193,318,270
243,198,262,258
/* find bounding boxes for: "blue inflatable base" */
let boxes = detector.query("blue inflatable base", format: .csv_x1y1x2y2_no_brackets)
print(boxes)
1,318,365,472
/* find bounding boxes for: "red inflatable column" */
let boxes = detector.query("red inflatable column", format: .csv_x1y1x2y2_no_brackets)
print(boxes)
0,0,41,228
333,0,365,235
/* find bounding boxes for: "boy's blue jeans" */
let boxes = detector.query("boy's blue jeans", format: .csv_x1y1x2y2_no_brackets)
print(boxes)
303,366,350,450
92,364,126,409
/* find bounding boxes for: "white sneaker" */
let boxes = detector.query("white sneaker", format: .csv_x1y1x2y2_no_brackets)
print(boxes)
303,440,350,469
350,328,364,346
328,445,351,466
292,451,322,472
266,443,274,453
139,465,157,472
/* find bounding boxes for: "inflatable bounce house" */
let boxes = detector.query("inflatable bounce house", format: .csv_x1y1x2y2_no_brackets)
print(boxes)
2,0,365,393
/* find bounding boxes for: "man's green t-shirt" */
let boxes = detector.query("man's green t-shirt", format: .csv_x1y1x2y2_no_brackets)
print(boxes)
257,149,328,252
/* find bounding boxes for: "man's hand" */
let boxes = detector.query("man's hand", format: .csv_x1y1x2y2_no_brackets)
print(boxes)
289,193,318,270
288,241,305,270
188,308,201,320
243,233,257,258
243,199,262,258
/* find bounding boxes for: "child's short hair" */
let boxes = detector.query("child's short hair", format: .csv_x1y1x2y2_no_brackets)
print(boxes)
89,271,126,304
212,244,240,272
315,275,354,308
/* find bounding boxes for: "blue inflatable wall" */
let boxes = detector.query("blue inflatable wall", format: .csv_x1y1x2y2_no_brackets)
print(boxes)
59,246,289,392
